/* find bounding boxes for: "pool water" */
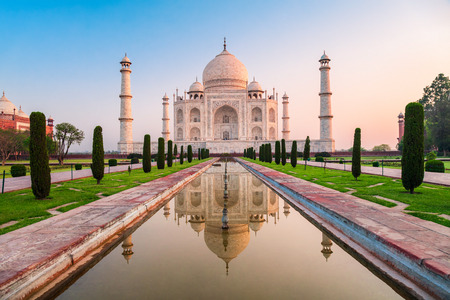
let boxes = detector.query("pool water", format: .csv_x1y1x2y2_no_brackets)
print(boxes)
57,162,402,299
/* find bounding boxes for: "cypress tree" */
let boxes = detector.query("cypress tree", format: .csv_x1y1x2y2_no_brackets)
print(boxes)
281,139,286,166
291,141,297,168
401,102,424,193
352,128,361,180
253,149,256,160
259,145,262,161
167,140,173,167
174,144,178,164
143,134,151,173
187,145,193,163
180,146,184,164
92,126,105,184
275,141,281,164
29,112,51,199
157,137,165,169
304,136,310,161
206,149,209,158
201,148,205,160
261,144,265,162
266,143,272,163
198,148,201,160
244,149,247,158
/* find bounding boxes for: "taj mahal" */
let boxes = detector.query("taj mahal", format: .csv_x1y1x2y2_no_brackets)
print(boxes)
117,40,335,154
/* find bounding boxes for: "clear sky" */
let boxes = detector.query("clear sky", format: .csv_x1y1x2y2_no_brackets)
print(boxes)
1,0,449,152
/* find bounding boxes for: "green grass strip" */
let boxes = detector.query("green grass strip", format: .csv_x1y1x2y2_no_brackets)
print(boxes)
242,158,450,227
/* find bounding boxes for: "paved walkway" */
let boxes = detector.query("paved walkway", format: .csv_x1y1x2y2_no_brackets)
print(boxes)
238,159,450,299
299,160,450,186
0,158,217,299
1,163,151,193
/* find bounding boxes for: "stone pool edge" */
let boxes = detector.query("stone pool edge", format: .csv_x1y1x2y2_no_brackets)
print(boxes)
0,158,219,300
237,158,449,300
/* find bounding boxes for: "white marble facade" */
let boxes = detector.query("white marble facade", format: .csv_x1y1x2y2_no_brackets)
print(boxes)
118,43,335,154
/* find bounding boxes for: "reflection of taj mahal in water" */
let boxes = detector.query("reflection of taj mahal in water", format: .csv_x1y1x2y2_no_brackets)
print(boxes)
121,163,334,269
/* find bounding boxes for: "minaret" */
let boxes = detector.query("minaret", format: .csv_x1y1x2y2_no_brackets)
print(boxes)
121,235,134,264
321,233,333,262
319,51,333,141
397,112,404,142
162,93,170,141
118,54,133,153
282,92,290,140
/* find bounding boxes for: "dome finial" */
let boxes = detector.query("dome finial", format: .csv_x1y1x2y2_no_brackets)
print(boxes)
2,91,4,97
196,76,198,82
253,76,255,81
224,37,226,50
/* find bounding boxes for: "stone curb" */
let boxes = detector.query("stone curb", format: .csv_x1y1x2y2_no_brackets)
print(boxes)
0,158,218,299
237,159,449,300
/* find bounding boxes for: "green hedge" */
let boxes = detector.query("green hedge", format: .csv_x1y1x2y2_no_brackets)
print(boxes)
75,164,82,170
10,165,26,177
425,160,445,173
131,157,139,164
372,161,379,167
315,156,324,162
109,159,118,166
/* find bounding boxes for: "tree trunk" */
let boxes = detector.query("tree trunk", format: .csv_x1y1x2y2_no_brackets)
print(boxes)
97,178,101,185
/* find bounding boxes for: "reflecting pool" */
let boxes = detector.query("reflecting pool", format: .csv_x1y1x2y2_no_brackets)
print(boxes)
57,162,402,299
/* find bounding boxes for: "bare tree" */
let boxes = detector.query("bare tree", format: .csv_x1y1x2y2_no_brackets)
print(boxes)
54,123,85,165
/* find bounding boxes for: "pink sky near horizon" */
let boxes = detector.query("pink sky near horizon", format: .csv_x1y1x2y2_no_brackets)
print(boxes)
1,0,449,152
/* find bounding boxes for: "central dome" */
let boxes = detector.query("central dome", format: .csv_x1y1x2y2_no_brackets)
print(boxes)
202,49,248,91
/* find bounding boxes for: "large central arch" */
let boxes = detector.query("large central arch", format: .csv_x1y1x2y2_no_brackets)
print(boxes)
213,105,238,140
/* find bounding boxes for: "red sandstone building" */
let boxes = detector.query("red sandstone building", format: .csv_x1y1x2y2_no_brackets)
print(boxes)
0,92,54,135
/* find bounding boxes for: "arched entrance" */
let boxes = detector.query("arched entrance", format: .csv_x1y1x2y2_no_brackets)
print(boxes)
214,105,238,140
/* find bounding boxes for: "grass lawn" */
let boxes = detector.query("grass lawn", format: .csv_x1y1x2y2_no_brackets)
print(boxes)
0,159,209,235
243,158,450,227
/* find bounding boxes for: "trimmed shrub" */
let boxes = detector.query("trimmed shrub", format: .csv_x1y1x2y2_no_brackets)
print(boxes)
75,164,82,170
372,161,380,167
281,139,286,166
180,146,184,164
352,128,361,180
275,141,280,165
108,159,117,166
303,136,310,161
10,165,26,177
315,156,324,162
167,140,173,167
157,137,165,169
339,158,344,164
143,134,151,173
425,160,445,173
297,151,303,157
315,152,331,158
131,157,139,164
127,153,143,159
187,145,193,163
426,151,437,161
291,141,297,167
401,102,424,193
29,112,51,199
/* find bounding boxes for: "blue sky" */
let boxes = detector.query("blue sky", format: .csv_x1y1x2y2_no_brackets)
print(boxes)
1,0,449,151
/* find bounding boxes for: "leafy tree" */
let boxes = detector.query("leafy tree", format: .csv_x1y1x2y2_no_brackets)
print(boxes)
143,134,151,172
187,145,193,163
92,126,104,184
281,139,286,165
180,146,184,164
372,144,391,152
29,112,50,199
418,74,450,155
303,136,310,161
291,141,297,167
401,103,424,193
352,128,361,180
275,141,280,164
54,122,85,165
167,140,173,167
0,129,27,165
157,137,165,169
